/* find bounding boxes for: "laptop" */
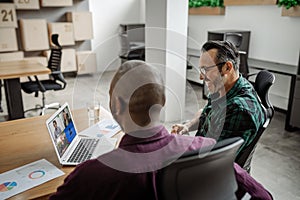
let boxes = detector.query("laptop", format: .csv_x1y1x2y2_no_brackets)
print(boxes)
46,102,115,165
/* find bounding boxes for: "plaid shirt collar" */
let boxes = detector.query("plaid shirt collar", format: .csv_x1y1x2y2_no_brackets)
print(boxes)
209,75,247,108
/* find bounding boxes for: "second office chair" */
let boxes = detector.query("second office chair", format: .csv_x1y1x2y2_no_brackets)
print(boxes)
21,34,67,116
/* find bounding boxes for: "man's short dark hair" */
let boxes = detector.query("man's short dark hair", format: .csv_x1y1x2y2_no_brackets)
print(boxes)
201,40,240,71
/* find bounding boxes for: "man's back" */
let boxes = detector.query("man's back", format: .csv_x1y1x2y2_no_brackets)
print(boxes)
50,126,215,200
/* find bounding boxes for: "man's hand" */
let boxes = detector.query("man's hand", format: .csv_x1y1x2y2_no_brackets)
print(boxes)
171,124,189,135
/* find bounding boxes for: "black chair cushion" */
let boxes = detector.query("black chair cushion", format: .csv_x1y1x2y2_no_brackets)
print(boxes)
21,80,62,94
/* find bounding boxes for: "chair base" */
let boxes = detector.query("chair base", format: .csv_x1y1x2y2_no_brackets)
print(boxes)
42,102,60,115
24,102,60,117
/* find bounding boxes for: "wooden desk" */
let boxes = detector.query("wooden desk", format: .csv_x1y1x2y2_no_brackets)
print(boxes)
0,60,50,120
0,108,123,199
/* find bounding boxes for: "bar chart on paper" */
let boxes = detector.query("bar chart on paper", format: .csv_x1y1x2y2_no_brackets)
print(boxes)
0,159,64,199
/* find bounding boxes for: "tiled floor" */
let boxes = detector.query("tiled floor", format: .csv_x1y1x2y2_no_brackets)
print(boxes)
0,71,299,199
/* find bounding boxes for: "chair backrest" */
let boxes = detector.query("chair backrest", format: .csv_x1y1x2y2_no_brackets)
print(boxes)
48,34,62,72
48,34,66,89
224,33,249,78
254,70,275,119
235,70,275,172
119,33,145,60
224,32,243,49
157,137,244,200
239,51,249,78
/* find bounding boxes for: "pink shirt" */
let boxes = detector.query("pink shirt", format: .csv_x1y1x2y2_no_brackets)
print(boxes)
50,125,272,200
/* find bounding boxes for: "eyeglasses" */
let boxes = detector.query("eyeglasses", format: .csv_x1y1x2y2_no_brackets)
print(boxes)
199,62,226,75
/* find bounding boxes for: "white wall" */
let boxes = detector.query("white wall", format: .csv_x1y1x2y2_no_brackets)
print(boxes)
89,0,143,72
89,3,299,70
188,5,300,66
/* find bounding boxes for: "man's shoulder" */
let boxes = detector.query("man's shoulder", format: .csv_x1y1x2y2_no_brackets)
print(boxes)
225,96,262,121
228,84,260,111
76,159,106,171
72,158,119,183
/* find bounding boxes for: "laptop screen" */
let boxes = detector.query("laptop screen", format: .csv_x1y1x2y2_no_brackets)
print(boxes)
47,104,77,157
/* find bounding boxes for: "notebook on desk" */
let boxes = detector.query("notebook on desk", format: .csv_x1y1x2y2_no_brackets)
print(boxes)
45,102,115,166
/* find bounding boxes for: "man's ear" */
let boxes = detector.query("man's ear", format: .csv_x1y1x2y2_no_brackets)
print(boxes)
222,61,233,74
115,96,126,115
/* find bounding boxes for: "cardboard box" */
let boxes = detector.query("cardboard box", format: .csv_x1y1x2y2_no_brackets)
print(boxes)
20,19,49,51
0,51,24,61
0,3,18,28
48,22,75,46
44,48,76,72
61,48,76,72
14,0,40,10
0,28,18,52
66,12,94,41
76,51,97,74
40,0,72,7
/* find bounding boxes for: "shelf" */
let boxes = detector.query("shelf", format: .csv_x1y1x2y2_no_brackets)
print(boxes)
282,6,300,17
189,7,225,15
224,0,277,6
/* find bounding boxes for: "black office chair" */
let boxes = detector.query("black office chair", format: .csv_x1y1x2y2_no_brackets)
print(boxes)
157,137,244,200
235,70,275,172
119,34,145,63
224,32,242,49
21,34,66,116
224,32,251,79
239,51,250,78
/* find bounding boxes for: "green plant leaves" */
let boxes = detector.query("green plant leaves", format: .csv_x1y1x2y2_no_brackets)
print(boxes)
277,0,300,9
189,0,224,8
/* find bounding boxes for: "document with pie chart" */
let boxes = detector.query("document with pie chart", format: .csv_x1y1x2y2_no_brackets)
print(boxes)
0,159,64,199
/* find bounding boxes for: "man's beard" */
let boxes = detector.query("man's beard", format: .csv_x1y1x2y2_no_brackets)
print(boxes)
205,73,225,96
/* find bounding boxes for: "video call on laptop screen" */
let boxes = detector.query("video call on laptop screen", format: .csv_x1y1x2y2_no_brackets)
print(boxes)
48,106,76,157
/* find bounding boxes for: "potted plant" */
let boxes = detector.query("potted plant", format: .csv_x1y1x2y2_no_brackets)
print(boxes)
223,0,277,6
189,0,225,15
278,0,300,16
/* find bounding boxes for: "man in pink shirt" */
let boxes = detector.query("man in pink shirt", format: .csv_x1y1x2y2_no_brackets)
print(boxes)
50,60,272,200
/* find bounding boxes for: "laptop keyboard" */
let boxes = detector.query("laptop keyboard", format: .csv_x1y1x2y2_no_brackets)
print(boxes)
67,138,99,163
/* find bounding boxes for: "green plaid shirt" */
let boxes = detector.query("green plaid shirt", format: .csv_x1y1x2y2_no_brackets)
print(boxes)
196,76,266,156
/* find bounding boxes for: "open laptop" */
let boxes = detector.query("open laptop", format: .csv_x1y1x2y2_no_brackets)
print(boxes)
46,102,115,165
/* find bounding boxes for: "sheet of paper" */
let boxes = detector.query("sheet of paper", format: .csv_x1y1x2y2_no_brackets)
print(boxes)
79,118,121,138
0,159,64,199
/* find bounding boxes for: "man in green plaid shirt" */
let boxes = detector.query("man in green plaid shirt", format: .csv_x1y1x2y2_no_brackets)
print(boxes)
172,40,266,157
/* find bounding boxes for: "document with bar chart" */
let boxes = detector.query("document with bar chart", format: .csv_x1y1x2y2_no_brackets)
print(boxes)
0,159,64,199
79,118,121,139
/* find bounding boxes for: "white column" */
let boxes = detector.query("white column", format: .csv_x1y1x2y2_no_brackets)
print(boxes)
145,0,188,122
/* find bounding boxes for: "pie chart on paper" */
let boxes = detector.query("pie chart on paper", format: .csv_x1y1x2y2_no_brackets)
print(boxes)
0,182,17,192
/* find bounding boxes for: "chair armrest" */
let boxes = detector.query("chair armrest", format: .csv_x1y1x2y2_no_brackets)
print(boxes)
33,75,46,92
49,71,67,89
130,44,145,51
246,72,258,85
27,76,33,82
122,45,145,56
51,71,61,75
55,73,67,89
246,72,258,79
